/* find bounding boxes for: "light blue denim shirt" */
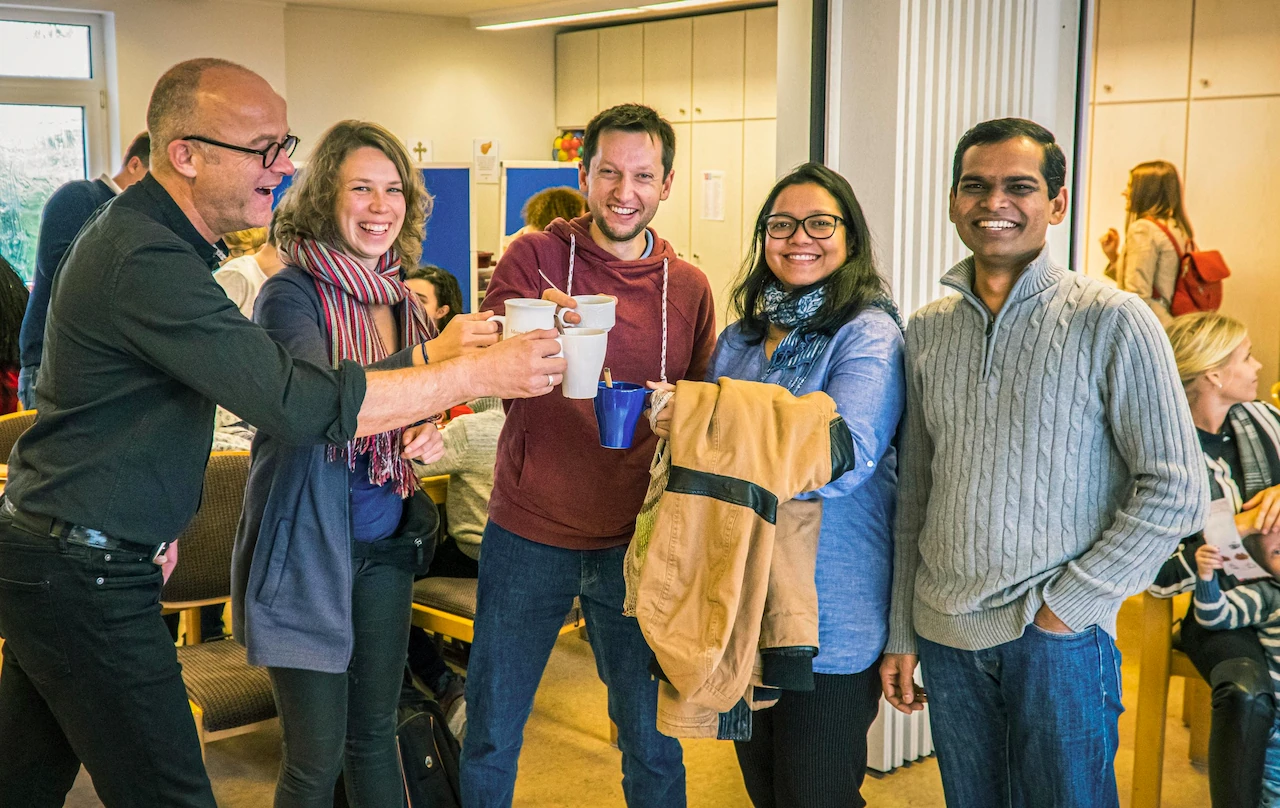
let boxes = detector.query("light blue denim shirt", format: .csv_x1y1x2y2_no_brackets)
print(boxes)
707,307,906,673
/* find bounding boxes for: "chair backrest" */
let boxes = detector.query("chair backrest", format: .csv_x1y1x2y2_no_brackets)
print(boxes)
0,410,37,463
161,451,250,606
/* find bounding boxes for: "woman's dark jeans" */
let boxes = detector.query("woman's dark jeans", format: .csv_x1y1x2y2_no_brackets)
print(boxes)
1180,612,1274,808
269,555,413,808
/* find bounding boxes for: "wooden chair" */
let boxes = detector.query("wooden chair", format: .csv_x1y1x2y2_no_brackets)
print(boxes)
1131,591,1213,808
0,409,36,462
410,475,586,645
160,451,275,758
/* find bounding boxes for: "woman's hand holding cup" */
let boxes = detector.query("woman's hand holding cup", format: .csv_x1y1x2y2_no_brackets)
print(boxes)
646,380,677,440
424,311,500,363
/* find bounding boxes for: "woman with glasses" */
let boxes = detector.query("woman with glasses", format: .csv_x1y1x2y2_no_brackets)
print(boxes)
231,120,495,807
653,163,905,808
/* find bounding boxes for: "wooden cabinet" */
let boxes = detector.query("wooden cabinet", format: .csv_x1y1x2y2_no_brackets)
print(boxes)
1185,96,1280,387
690,121,745,327
1190,0,1280,98
556,30,598,128
1082,101,1188,280
650,122,692,260
742,119,778,237
598,25,645,110
643,18,693,122
692,12,745,121
1093,0,1192,103
744,7,778,120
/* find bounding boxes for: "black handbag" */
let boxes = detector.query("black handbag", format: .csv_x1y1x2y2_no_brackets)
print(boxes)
350,488,439,576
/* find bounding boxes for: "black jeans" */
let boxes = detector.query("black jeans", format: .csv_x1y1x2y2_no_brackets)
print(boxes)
269,555,414,808
1180,612,1273,808
734,663,883,808
0,518,214,807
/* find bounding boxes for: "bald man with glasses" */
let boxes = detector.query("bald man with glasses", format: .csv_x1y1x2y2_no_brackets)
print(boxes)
0,58,563,808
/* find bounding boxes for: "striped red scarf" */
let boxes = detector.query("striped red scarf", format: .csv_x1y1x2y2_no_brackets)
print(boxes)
279,237,433,497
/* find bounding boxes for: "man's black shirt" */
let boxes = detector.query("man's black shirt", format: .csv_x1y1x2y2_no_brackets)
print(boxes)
7,174,366,544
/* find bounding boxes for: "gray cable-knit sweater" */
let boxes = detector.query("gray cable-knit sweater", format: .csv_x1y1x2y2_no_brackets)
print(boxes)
886,247,1207,655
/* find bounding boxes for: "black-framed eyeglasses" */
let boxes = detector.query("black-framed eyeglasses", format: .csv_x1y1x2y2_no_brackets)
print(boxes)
763,213,844,240
182,134,300,168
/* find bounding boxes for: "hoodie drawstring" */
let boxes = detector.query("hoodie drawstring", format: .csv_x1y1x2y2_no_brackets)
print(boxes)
564,230,668,383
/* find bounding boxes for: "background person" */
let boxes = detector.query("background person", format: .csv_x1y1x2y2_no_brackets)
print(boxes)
0,253,28,415
880,118,1206,807
213,222,285,318
462,103,717,808
16,131,150,408
0,58,562,808
502,186,586,250
1100,159,1194,325
653,162,905,808
1151,311,1280,808
405,264,463,333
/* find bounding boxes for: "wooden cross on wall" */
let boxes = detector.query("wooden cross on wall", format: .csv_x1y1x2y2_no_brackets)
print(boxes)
413,141,428,162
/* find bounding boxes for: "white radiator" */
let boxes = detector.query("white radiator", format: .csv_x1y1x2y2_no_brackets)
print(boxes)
866,669,933,773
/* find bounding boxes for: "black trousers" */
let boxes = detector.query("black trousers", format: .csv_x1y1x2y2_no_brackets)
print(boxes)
1180,612,1274,808
734,662,883,808
0,518,215,807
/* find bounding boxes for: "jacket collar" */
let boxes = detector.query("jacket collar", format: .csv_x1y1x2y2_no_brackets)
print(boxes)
126,174,228,269
940,244,1063,315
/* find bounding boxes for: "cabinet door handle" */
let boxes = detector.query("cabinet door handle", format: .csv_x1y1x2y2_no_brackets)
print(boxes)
679,108,687,114
1200,78,1210,88
692,254,700,261
1102,84,1112,93
695,107,702,113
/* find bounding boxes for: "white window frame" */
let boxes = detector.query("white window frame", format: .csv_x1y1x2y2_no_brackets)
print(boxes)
0,7,111,177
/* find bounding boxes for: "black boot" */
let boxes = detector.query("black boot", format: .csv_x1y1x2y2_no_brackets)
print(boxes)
1208,657,1274,808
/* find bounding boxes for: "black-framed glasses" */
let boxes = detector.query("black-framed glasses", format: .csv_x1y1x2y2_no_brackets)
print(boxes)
763,213,844,240
182,133,300,169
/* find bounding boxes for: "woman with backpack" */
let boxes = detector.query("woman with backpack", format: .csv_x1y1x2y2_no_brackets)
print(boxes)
1099,159,1194,325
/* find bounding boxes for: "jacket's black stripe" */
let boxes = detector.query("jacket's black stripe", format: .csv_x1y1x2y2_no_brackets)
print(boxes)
666,466,778,525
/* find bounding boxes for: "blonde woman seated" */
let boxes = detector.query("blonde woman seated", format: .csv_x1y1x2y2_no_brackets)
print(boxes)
1150,311,1280,808
1099,160,1194,325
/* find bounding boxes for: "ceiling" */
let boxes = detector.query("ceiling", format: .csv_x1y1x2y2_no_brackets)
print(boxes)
284,0,619,22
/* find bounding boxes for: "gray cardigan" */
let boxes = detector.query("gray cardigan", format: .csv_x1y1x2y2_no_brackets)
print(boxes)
231,266,415,673
887,247,1207,655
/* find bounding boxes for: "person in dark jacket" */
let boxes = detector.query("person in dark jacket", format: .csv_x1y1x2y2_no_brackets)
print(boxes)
16,131,149,408
1151,311,1280,808
232,119,509,807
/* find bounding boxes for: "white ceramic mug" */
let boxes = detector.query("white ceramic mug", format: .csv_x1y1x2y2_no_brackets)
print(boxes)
558,328,609,399
491,298,557,337
557,295,617,332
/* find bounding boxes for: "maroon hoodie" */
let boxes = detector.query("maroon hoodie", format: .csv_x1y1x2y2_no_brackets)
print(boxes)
482,215,717,549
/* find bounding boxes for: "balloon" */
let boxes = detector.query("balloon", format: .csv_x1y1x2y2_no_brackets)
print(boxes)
557,149,570,161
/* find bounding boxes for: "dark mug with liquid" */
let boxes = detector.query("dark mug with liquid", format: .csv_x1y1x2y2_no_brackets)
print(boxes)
593,382,650,449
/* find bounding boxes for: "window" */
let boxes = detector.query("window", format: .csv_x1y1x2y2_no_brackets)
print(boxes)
0,8,109,283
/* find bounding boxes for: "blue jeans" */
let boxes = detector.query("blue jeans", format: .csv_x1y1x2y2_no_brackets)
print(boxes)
460,520,686,808
918,624,1123,808
1263,719,1280,807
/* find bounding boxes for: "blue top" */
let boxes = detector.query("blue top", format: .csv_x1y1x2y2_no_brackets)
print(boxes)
231,266,414,672
351,453,403,542
707,307,906,673
19,178,116,370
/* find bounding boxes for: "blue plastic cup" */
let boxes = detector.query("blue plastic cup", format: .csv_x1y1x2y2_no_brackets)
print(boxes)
594,382,650,449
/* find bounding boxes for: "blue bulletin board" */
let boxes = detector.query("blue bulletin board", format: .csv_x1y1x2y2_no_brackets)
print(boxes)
500,161,582,239
271,163,477,313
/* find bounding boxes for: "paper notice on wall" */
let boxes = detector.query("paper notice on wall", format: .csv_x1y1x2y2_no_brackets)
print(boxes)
473,139,500,184
700,170,725,221
1205,497,1271,581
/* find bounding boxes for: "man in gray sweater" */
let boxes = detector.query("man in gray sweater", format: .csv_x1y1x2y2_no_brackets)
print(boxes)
879,118,1206,806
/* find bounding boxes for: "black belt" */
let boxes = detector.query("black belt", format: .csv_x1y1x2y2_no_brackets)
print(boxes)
0,498,166,561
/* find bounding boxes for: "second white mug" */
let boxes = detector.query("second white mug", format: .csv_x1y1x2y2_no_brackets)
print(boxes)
557,295,617,332
491,298,557,337
559,328,609,399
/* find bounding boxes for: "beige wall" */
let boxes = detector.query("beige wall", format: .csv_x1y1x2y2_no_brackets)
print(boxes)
282,6,555,255
5,0,555,254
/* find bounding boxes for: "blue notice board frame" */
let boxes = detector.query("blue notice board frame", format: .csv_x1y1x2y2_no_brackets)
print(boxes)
499,160,581,251
272,163,477,313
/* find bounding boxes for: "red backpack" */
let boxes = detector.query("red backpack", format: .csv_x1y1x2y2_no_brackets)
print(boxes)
1146,218,1231,315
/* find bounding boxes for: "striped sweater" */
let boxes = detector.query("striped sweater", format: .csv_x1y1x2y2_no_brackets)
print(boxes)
1194,577,1280,688
887,247,1208,654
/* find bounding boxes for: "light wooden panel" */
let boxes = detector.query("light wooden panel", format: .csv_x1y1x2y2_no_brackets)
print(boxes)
692,12,746,122
598,25,645,110
1093,0,1193,103
643,18,693,123
1185,96,1280,389
1190,0,1280,99
556,30,598,129
650,122,691,261
744,7,779,120
690,120,744,328
1082,101,1188,280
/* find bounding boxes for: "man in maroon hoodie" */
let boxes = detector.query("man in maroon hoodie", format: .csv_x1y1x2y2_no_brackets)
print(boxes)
461,104,717,807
